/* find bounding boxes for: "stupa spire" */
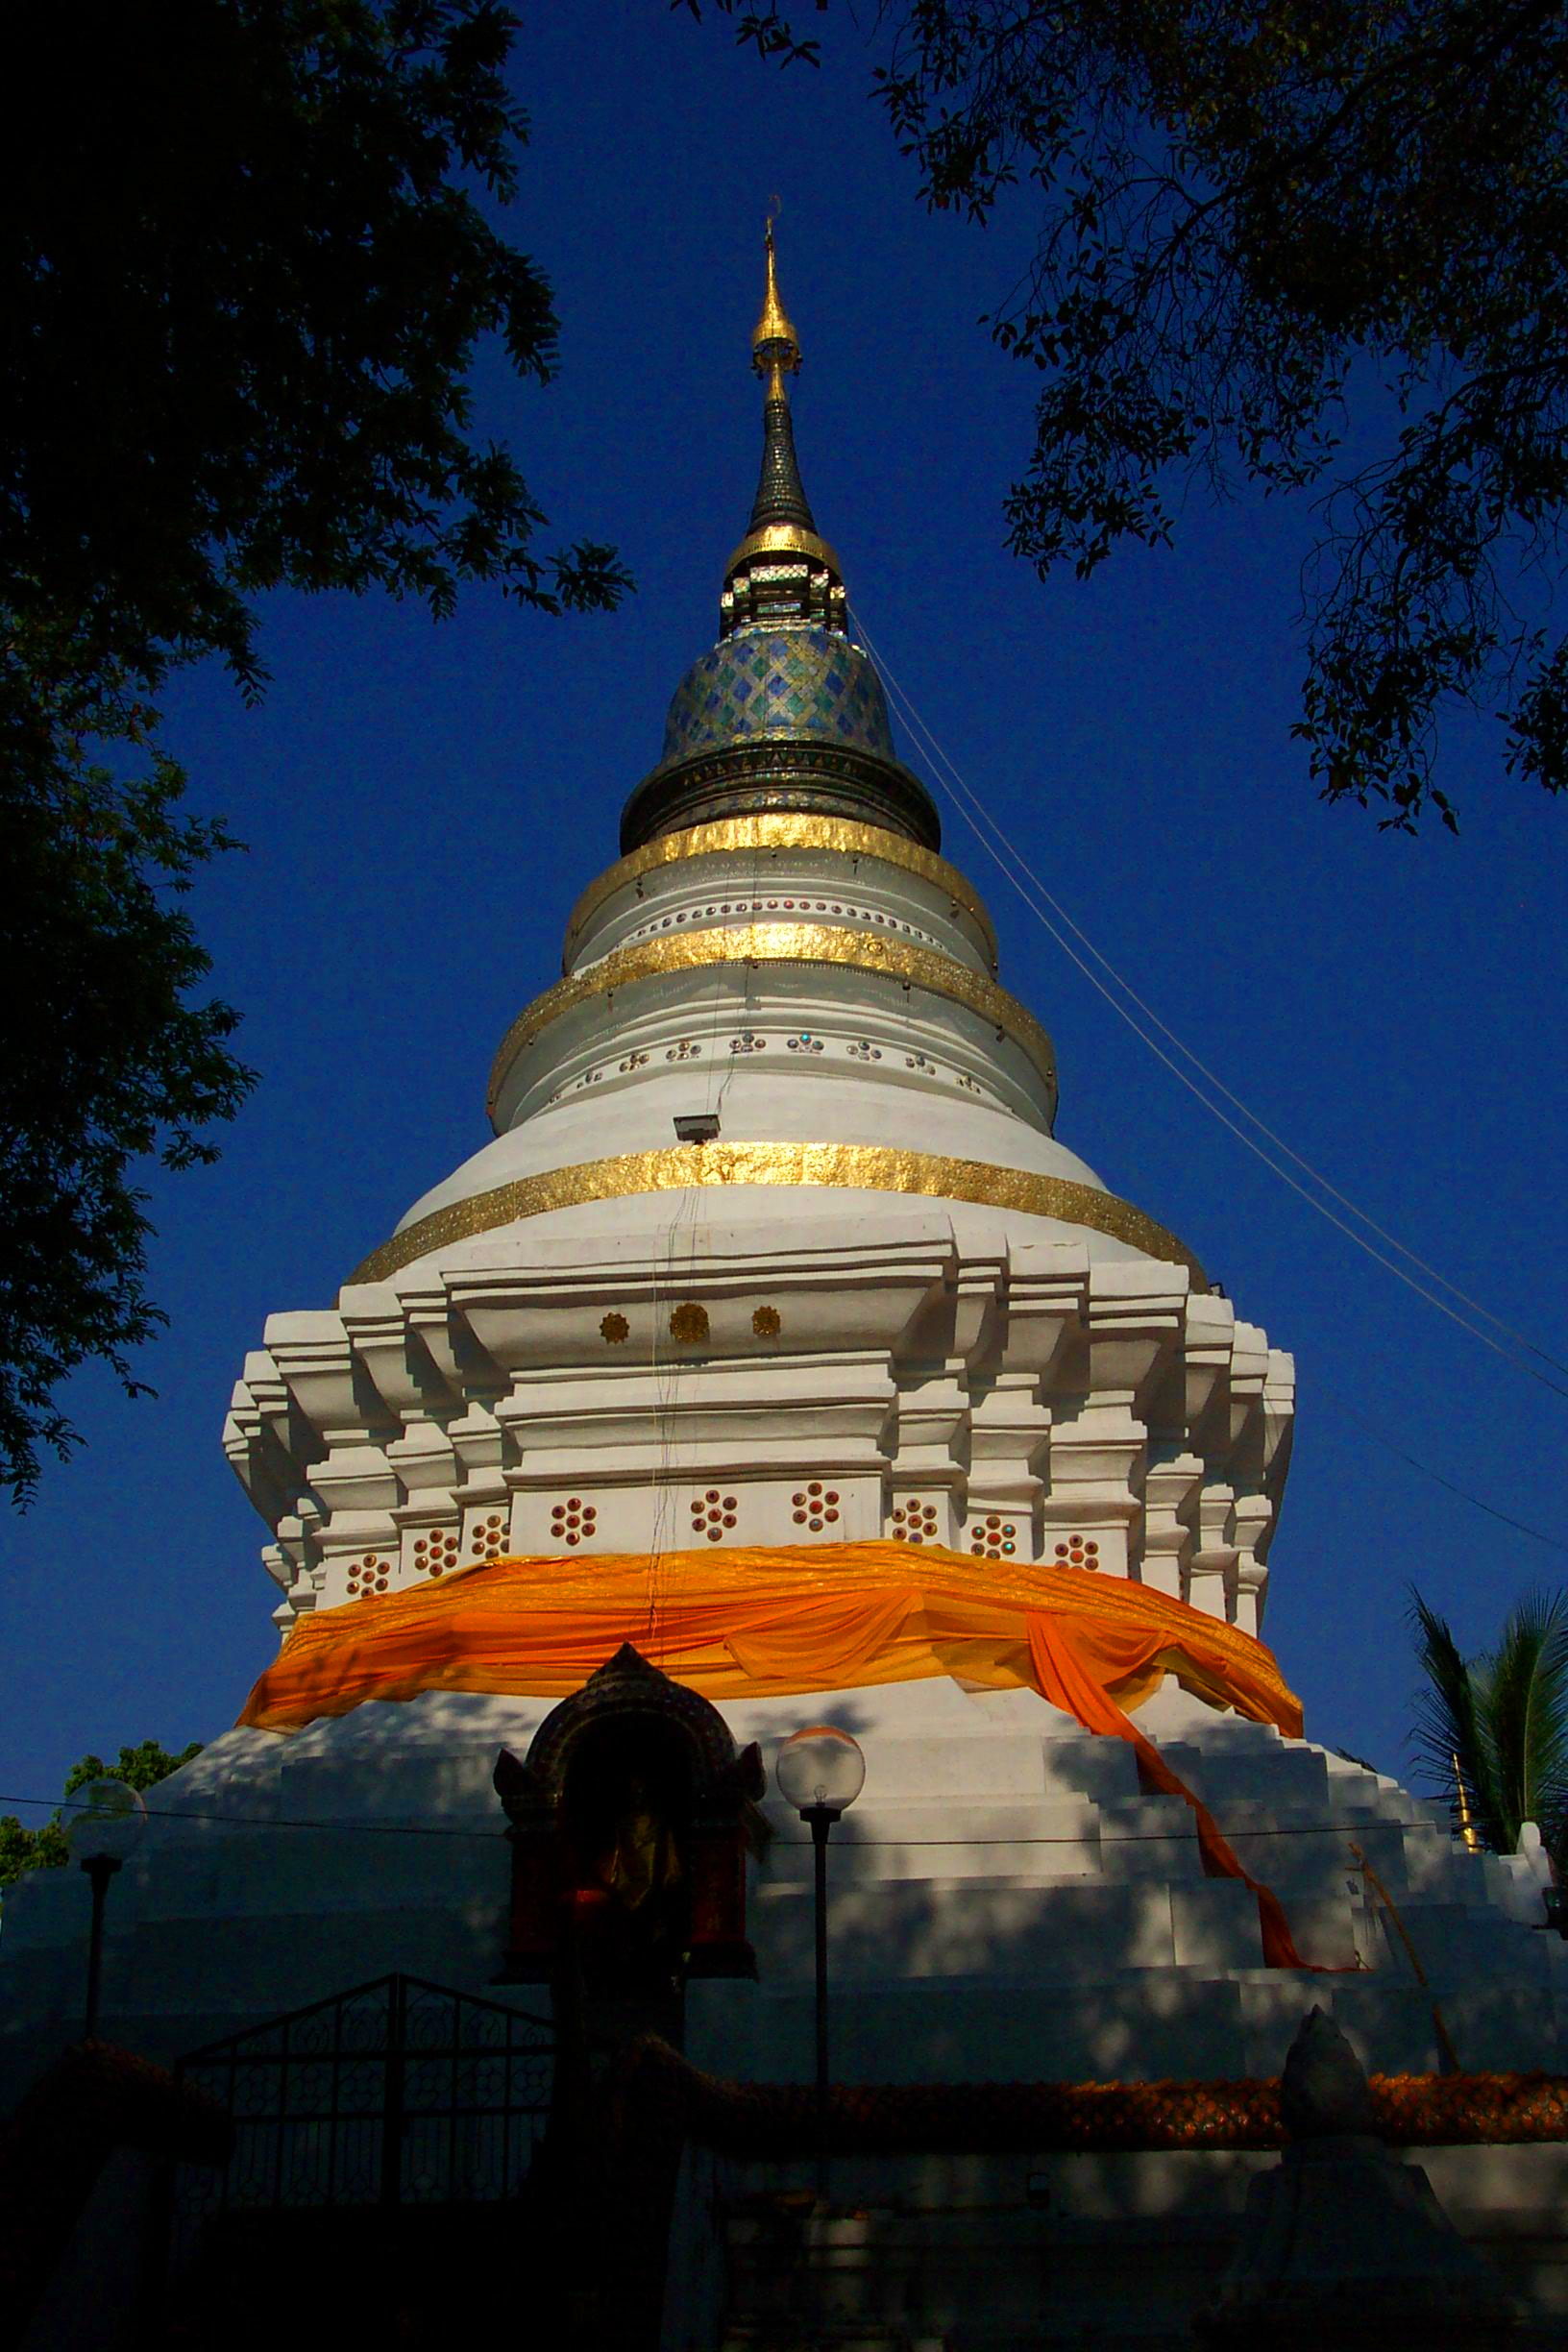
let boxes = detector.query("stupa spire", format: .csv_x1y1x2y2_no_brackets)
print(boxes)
720,222,846,637
748,222,816,535
619,225,939,849
753,216,801,367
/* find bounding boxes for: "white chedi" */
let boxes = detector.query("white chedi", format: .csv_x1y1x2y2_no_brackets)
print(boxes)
6,235,1568,2343
227,814,1292,1640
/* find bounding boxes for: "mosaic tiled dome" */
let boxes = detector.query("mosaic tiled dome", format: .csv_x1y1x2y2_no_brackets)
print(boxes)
659,626,895,767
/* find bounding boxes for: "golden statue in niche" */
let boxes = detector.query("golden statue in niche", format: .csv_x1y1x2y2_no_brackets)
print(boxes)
600,1769,684,1914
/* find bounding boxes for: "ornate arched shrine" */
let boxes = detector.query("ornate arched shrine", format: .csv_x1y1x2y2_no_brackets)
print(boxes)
493,1644,766,1989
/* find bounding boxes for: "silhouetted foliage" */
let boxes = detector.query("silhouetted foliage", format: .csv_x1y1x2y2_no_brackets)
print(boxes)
1409,1585,1568,1865
0,1812,67,1893
2,737,253,1505
1,1,629,1500
690,0,1568,831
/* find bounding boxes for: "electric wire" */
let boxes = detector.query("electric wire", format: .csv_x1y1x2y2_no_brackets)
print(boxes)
646,1179,701,1657
1,1792,1467,1850
646,939,734,1658
856,600,1560,1368
849,606,1568,1402
710,836,765,1124
846,607,1564,1550
1315,1388,1568,1556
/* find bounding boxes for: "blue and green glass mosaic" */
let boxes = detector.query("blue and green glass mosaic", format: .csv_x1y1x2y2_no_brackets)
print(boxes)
659,627,895,766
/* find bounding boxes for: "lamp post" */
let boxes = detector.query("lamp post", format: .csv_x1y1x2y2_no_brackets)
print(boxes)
65,1778,147,2039
774,1725,866,2198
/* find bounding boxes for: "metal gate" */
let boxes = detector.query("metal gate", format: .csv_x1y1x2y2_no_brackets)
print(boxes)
166,1972,554,2265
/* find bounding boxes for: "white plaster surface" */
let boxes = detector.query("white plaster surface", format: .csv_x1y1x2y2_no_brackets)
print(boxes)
566,841,1000,976
5,1676,1563,2102
223,1217,1288,1633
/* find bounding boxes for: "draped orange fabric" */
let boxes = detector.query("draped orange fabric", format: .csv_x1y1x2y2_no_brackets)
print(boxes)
238,1542,1334,1969
1020,1613,1314,1969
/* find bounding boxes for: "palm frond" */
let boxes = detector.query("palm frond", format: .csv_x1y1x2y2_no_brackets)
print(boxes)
1408,1585,1504,1847
1477,1589,1568,1850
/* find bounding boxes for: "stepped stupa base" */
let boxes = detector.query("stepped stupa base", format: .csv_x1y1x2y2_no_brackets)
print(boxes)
6,1675,1562,2081
6,1675,1568,2341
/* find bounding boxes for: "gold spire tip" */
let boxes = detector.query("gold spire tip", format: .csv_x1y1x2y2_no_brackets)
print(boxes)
752,217,801,374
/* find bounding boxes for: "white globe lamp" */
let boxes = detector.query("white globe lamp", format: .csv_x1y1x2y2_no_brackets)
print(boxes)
773,1724,866,2197
66,1778,147,2037
773,1725,867,1820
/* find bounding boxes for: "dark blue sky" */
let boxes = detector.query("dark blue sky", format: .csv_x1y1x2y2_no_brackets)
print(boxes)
3,2,1563,1814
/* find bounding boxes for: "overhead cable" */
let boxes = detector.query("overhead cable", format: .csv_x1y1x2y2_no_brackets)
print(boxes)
850,607,1568,1403
1315,1389,1568,1556
5,1792,1474,1849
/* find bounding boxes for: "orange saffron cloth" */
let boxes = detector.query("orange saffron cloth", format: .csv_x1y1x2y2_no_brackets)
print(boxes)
238,1541,1331,1971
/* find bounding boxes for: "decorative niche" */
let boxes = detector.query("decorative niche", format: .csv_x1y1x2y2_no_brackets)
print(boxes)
493,1645,766,1987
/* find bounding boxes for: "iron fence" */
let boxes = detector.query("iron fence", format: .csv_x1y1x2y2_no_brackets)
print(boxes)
167,1971,554,2264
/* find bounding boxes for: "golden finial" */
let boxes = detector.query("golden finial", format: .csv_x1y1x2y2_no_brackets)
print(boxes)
721,207,846,630
752,214,801,382
1453,1752,1482,1853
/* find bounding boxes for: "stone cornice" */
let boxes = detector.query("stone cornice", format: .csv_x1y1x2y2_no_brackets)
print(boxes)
490,924,1051,1123
346,1141,1207,1288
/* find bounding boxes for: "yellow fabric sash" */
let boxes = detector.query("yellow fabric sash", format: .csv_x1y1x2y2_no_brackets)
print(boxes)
238,1541,1298,1731
236,1543,1325,1969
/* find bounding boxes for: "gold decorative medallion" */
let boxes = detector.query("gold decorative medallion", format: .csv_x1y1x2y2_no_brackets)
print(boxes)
751,1304,782,1337
599,1311,629,1344
669,1301,710,1344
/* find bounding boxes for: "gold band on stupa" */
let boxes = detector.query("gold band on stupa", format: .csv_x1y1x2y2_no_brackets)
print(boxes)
723,519,845,577
345,1141,1208,1288
492,922,1042,1119
563,812,997,965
